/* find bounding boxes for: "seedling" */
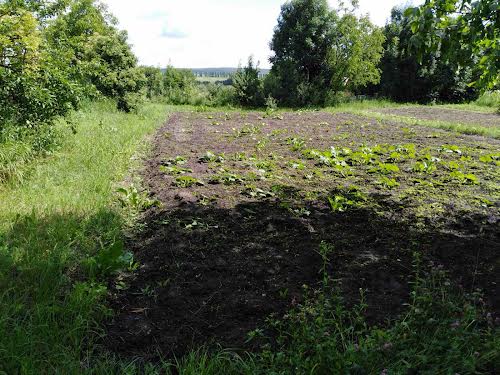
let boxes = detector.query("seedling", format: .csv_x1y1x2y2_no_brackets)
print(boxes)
288,160,305,170
163,155,187,166
242,185,275,198
199,151,225,163
412,161,436,174
174,176,204,188
209,170,245,185
159,165,192,175
376,176,400,189
369,162,400,175
286,137,306,151
448,171,479,185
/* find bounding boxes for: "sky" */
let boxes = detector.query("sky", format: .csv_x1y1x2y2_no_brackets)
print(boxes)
101,0,420,69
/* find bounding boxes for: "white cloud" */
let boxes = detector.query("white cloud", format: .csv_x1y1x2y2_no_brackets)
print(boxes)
101,0,421,69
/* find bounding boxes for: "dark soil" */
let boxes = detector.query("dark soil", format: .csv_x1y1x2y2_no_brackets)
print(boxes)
377,106,500,128
105,111,500,361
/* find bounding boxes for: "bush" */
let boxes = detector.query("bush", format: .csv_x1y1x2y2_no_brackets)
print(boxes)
233,56,264,107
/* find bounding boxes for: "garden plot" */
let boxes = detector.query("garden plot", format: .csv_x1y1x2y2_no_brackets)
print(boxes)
376,106,500,128
106,111,500,360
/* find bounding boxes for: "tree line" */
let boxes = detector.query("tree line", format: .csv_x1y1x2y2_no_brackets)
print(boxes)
1,0,498,136
231,0,498,108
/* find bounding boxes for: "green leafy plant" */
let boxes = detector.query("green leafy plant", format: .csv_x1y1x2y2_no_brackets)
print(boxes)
376,176,400,189
369,162,400,175
412,161,437,174
159,165,192,175
209,170,245,185
327,187,367,213
116,185,160,211
199,151,225,163
448,171,479,185
174,176,204,188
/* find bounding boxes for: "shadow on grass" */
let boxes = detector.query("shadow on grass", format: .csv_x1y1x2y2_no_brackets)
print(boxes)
0,209,123,374
105,194,499,361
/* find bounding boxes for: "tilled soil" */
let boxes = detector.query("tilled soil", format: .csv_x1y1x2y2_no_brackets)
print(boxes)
376,106,500,128
106,111,500,360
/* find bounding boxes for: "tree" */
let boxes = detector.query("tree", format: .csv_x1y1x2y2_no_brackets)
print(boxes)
405,0,499,91
0,3,83,128
163,66,196,105
268,0,384,106
368,6,478,103
141,66,164,99
232,56,264,107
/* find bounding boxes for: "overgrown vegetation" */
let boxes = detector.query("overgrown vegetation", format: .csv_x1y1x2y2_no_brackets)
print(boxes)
0,100,171,373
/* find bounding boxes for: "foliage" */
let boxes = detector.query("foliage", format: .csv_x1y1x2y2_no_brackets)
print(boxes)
405,0,499,92
268,0,385,106
141,66,165,99
232,56,264,107
368,6,479,103
163,66,197,104
0,3,83,128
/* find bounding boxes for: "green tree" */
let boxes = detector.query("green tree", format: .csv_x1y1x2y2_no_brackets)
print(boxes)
268,0,384,106
141,66,164,99
0,3,83,128
232,56,264,107
369,6,478,103
163,66,196,104
405,0,499,91
45,0,145,111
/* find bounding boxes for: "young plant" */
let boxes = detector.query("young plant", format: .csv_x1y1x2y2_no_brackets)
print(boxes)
159,165,192,175
174,176,204,188
199,151,225,163
376,176,400,189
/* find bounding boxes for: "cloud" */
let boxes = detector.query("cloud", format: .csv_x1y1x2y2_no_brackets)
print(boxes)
160,27,188,39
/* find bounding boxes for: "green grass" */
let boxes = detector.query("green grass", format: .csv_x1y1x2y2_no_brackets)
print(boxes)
338,109,500,139
0,100,172,374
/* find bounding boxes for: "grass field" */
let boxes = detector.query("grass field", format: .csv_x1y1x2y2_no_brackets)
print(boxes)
0,101,498,374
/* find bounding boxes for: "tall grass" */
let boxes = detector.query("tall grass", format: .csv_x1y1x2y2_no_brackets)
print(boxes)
0,100,171,374
476,91,500,108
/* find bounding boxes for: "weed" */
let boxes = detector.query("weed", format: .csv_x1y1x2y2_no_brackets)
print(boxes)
163,155,187,166
328,188,367,212
242,185,276,198
116,185,160,211
286,137,306,151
